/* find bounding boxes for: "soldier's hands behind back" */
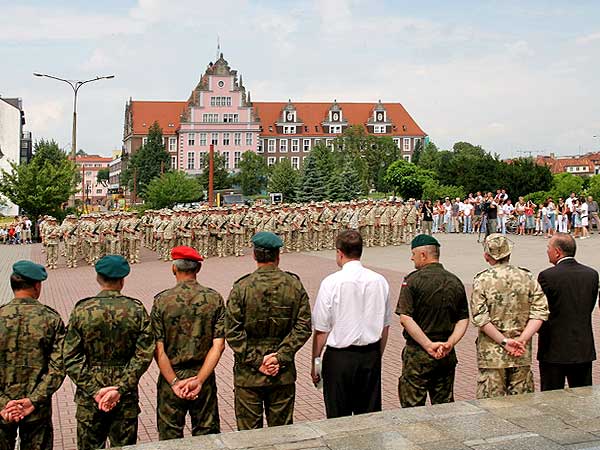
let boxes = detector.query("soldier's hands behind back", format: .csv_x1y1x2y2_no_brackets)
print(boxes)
259,353,279,376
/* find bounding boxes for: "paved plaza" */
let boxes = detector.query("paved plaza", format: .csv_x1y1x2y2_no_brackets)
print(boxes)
2,234,600,449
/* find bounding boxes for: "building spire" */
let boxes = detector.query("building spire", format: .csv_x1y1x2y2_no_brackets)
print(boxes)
216,36,221,61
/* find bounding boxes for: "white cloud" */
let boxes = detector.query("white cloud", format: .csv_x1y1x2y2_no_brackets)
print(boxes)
81,49,115,71
26,100,67,135
576,32,600,45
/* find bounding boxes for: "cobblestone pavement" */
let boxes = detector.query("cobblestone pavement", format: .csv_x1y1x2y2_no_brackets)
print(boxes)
3,233,598,449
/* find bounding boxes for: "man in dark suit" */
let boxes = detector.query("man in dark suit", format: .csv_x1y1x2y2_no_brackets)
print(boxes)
537,233,599,391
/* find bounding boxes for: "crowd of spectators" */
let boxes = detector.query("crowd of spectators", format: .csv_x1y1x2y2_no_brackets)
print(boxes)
425,190,600,239
0,216,33,245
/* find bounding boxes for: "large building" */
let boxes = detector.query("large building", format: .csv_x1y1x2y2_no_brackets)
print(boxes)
122,53,427,180
75,155,112,206
536,152,600,176
0,97,32,216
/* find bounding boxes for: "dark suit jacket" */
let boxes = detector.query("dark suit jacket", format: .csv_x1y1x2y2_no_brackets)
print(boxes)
537,258,599,363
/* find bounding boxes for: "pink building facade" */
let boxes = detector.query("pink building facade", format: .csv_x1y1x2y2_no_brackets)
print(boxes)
177,55,261,174
75,155,112,205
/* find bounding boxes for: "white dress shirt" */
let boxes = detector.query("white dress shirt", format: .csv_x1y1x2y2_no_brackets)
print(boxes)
312,260,391,348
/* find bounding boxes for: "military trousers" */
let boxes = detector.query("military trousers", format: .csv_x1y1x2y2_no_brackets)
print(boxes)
76,402,138,450
46,244,58,268
476,366,534,399
399,344,457,408
0,417,53,450
157,373,220,440
234,384,295,430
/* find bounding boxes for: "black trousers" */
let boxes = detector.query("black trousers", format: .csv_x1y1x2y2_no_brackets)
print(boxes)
539,361,593,391
322,341,382,419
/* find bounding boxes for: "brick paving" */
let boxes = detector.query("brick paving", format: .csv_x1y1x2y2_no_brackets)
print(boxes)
2,234,598,449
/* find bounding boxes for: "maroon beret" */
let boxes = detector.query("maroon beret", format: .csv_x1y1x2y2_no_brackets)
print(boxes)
171,246,204,262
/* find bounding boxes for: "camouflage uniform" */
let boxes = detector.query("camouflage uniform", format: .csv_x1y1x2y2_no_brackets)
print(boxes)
44,222,60,269
396,263,469,408
471,263,549,399
151,280,225,440
0,297,65,450
63,218,79,268
225,266,312,430
63,290,154,450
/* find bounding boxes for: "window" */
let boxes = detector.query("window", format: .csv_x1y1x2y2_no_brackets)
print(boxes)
202,113,219,123
403,138,410,151
96,188,103,194
291,139,299,152
142,137,148,145
280,139,288,152
171,155,176,169
314,138,321,147
223,133,230,146
223,113,239,123
257,139,264,153
222,151,230,169
210,96,232,107
374,125,386,134
329,125,342,134
234,151,242,168
303,139,311,152
283,125,296,134
187,152,194,170
279,156,287,162
188,133,195,146
268,139,276,153
291,156,300,170
403,155,411,162
326,139,333,148
169,137,177,151
211,133,218,146
86,171,92,177
246,132,253,146
199,152,206,166
161,137,165,145
199,133,207,146
267,157,276,166
393,138,401,149
234,132,241,146
413,138,421,148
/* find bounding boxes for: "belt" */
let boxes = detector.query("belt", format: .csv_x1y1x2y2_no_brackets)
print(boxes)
326,340,380,353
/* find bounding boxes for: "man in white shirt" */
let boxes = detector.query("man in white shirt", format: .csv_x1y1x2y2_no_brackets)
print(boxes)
311,230,391,418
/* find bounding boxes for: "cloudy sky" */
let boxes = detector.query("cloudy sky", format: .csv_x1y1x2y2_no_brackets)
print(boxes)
2,0,599,158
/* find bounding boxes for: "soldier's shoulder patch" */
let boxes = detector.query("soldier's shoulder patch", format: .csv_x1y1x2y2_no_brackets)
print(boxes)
403,270,418,281
285,271,301,281
122,295,144,307
474,268,490,279
233,273,252,285
518,266,532,273
153,289,169,300
42,304,61,317
74,296,96,308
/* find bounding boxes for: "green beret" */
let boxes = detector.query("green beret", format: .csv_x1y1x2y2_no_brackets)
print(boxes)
95,255,130,279
252,231,283,250
12,260,47,282
411,234,440,249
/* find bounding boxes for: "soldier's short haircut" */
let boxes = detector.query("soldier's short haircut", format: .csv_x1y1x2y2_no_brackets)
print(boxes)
97,273,122,285
254,247,279,263
423,244,440,259
173,259,201,273
336,230,363,259
10,274,36,291
552,232,576,257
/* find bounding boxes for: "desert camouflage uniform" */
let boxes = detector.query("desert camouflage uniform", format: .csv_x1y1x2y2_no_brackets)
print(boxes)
63,220,80,268
397,263,469,408
151,280,225,440
161,217,176,261
225,266,312,430
0,297,65,450
44,223,60,269
471,263,549,399
63,290,154,450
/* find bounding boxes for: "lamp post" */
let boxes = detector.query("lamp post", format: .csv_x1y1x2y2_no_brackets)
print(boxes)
32,73,115,161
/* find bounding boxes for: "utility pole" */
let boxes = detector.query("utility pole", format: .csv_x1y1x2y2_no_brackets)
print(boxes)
208,144,215,206
132,167,137,207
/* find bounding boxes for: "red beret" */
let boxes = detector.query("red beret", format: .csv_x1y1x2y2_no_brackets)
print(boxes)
171,246,204,262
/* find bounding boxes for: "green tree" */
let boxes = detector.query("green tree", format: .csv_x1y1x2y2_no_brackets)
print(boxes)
197,152,232,192
411,138,424,165
550,173,584,199
96,167,110,186
238,151,268,195
0,140,78,219
588,174,600,200
416,141,440,172
326,170,346,201
439,142,502,194
422,179,465,201
340,160,363,201
268,159,299,202
298,152,327,202
385,159,436,199
142,171,201,208
121,121,170,194
500,158,553,198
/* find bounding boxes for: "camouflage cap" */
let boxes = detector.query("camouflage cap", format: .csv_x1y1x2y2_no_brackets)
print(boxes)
12,260,48,282
483,233,513,260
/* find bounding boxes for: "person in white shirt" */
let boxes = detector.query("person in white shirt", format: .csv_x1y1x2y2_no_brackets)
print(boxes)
311,230,391,418
462,200,474,233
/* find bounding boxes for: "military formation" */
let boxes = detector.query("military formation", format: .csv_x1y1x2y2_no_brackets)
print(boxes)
38,199,420,269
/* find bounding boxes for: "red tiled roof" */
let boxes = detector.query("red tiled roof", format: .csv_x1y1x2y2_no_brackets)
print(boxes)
536,155,595,174
253,102,426,137
75,155,112,163
130,101,187,136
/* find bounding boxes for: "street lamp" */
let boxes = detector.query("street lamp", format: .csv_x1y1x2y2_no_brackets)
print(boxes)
32,73,115,161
